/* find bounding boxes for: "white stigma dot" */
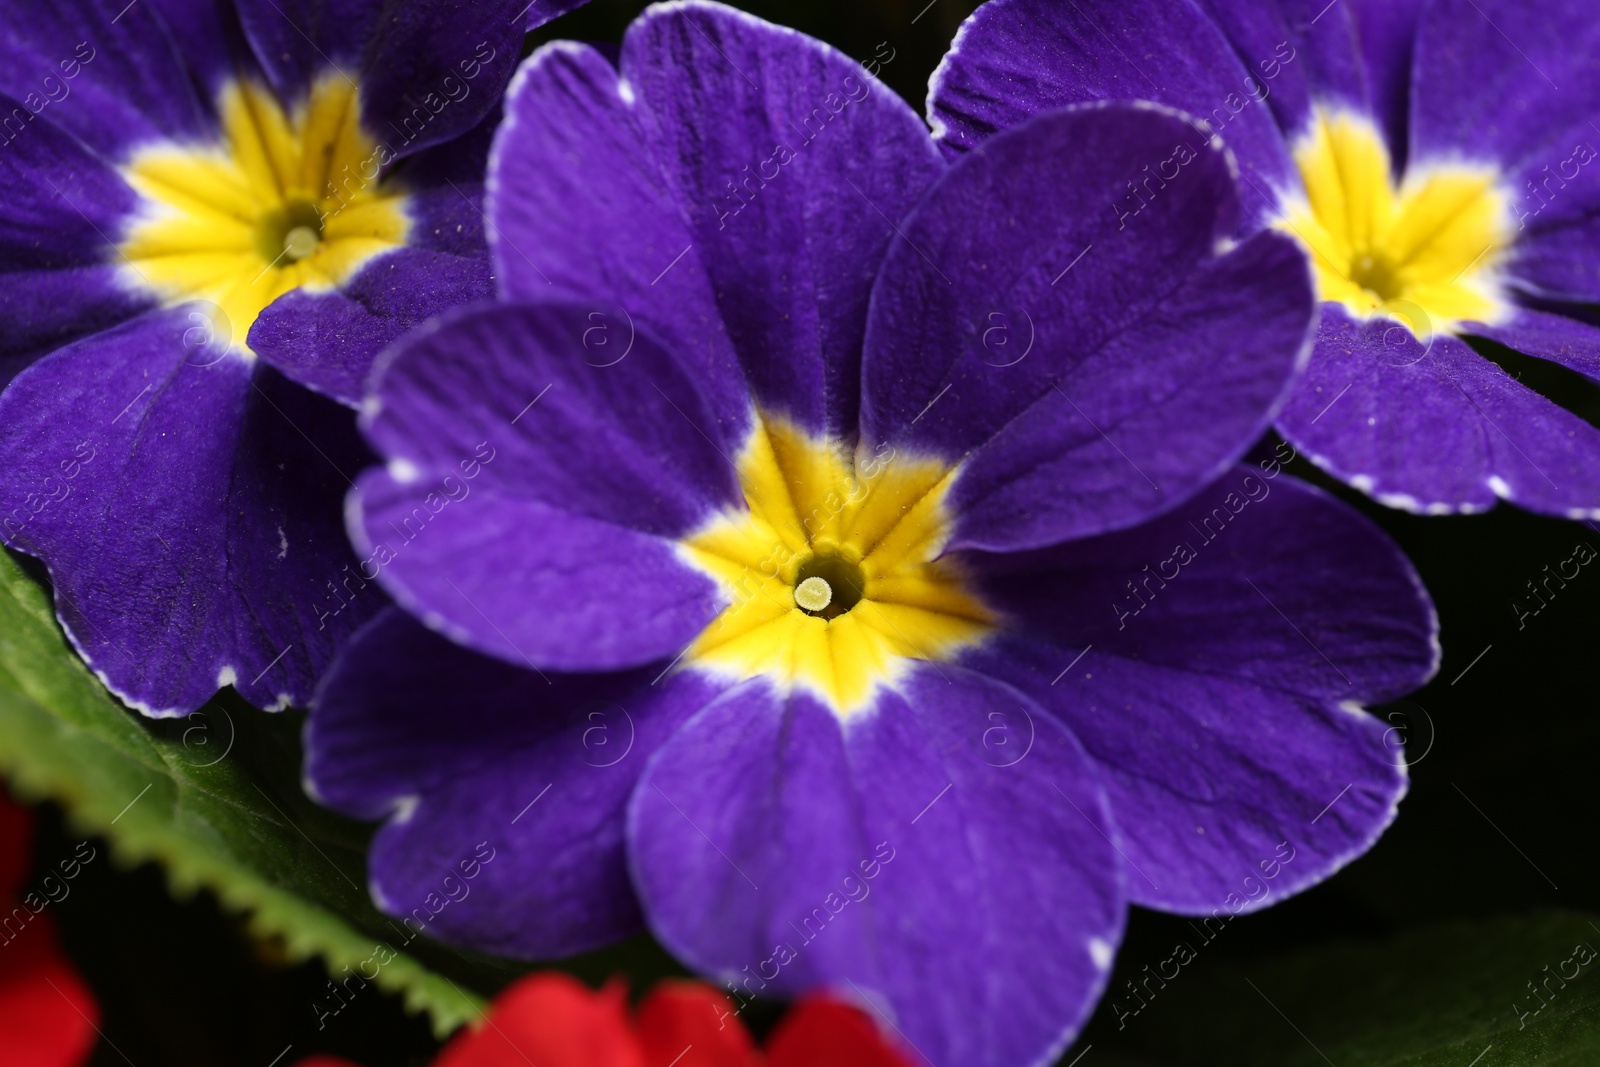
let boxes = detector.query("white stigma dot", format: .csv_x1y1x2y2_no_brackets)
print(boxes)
283,225,320,261
795,576,833,612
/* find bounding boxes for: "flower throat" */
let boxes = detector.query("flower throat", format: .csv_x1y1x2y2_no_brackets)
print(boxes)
680,415,992,717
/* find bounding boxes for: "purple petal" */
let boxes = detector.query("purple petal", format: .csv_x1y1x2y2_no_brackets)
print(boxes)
147,0,259,95
492,2,943,437
490,41,747,431
966,466,1439,704
0,0,210,158
357,0,525,159
0,307,381,716
1193,0,1369,130
1412,0,1600,178
250,247,493,406
1469,306,1600,383
1280,306,1600,518
619,3,943,436
958,466,1431,912
249,113,499,404
971,643,1408,917
353,302,738,671
521,0,588,30
929,0,1295,218
397,111,499,258
308,607,720,958
0,100,148,383
1345,0,1425,163
234,0,382,104
1508,216,1600,305
628,668,1124,1067
862,103,1313,551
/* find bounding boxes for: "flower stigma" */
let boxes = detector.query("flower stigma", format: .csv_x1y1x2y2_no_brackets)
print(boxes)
794,575,834,613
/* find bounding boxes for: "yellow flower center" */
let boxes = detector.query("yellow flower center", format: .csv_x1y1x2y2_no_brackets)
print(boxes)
118,74,409,351
1275,109,1513,336
681,414,993,718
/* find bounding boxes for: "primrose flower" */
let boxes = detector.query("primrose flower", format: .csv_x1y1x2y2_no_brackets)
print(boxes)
931,0,1600,518
306,4,1437,1065
0,0,574,715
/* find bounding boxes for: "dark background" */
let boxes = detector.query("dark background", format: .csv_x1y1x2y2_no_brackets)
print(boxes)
22,2,1600,1064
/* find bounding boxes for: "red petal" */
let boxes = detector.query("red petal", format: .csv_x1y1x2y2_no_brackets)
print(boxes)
0,912,99,1067
635,981,758,1067
0,793,35,901
434,973,643,1067
764,997,915,1067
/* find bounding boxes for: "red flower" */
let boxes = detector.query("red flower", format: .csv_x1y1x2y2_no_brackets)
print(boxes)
0,793,100,1067
301,972,913,1067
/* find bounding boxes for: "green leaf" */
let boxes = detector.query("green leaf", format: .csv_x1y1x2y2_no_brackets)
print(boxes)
0,550,524,1037
1092,911,1600,1066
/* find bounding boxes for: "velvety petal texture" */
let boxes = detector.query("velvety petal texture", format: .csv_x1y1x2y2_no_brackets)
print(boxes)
629,668,1123,1067
357,0,527,159
0,100,148,384
353,302,738,671
522,0,592,29
0,308,381,715
1410,0,1600,178
249,247,494,405
862,103,1313,549
249,114,502,405
1278,308,1600,518
1194,0,1368,127
0,0,541,713
490,1,945,437
233,0,383,101
1347,0,1424,158
1468,308,1600,384
928,0,1600,519
960,466,1433,911
309,608,720,958
311,7,1436,1067
0,0,209,156
929,0,1296,220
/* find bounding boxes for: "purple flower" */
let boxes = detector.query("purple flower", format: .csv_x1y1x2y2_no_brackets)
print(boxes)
0,0,581,715
931,0,1600,519
307,4,1437,1064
